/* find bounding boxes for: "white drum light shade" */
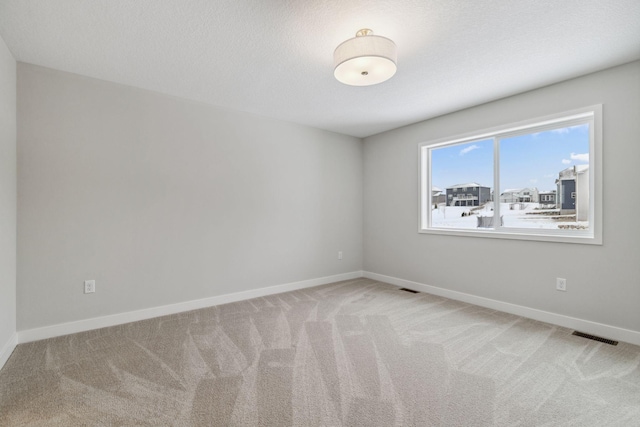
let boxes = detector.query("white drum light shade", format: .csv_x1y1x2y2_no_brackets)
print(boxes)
334,29,397,86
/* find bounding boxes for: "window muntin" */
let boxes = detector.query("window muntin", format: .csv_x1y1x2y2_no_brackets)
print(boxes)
419,106,601,244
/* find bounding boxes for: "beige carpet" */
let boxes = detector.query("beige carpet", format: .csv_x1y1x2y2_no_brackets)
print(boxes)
1,278,639,426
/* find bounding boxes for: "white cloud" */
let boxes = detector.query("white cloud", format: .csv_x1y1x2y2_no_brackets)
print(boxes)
562,159,571,164
530,179,538,184
570,152,589,162
551,128,570,134
459,144,480,156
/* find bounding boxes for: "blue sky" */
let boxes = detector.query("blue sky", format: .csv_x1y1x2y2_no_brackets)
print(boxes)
431,124,589,193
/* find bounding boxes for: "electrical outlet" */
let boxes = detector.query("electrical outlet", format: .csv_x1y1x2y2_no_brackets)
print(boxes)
84,280,96,294
338,251,343,260
556,278,567,292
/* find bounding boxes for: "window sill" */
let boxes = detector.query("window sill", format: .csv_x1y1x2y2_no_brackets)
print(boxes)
418,227,602,245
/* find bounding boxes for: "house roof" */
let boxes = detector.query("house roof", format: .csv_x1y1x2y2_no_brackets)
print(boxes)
558,164,589,179
448,183,486,189
1,1,639,138
502,187,538,194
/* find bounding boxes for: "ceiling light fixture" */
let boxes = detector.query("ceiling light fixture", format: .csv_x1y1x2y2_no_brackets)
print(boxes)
333,29,397,86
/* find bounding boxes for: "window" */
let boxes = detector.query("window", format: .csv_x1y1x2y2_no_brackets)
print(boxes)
419,105,602,244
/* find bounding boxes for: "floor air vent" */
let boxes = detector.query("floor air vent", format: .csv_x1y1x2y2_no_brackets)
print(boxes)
572,331,618,346
399,288,419,294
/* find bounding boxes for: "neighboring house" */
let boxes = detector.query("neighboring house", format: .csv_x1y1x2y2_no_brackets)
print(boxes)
556,165,589,221
538,190,557,207
432,186,446,206
446,183,491,207
499,187,539,203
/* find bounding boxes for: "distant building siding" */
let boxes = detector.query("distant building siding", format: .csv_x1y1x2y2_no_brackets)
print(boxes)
431,188,446,206
499,188,539,203
432,194,446,206
539,191,556,205
446,184,491,207
556,166,589,221
576,168,589,221
560,179,576,210
479,187,491,205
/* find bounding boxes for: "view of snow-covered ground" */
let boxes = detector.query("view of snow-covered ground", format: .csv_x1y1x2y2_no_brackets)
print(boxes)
431,202,588,230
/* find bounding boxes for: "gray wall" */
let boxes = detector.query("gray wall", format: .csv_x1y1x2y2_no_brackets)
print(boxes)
0,37,16,351
364,61,640,333
18,64,363,330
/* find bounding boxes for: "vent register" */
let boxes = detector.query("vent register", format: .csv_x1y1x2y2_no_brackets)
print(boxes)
572,331,618,346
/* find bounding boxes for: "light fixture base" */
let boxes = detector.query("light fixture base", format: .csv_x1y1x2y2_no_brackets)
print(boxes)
355,29,373,37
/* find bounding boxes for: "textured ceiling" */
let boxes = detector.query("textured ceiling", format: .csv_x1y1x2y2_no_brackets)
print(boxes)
1,0,639,138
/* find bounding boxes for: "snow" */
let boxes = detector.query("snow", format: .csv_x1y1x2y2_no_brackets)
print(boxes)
431,202,588,230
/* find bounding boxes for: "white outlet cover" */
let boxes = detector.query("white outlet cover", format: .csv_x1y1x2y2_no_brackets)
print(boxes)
84,280,96,294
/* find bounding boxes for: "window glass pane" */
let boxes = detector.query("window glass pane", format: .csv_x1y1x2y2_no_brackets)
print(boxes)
431,139,494,229
499,123,590,229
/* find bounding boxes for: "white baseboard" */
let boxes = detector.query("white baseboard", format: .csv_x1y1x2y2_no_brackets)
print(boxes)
18,271,364,344
0,332,18,371
18,269,639,347
364,271,640,347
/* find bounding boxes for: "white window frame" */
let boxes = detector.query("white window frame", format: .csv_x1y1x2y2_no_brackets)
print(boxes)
419,105,602,245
